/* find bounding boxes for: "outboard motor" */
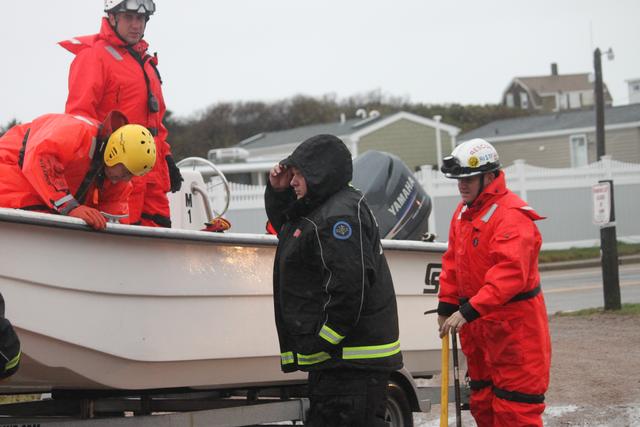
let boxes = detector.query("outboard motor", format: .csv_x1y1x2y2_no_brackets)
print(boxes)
352,151,431,241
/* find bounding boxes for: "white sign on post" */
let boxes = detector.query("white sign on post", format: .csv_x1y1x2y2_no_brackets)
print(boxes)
592,182,611,225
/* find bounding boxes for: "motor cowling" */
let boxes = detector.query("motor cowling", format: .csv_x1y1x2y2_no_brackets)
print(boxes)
352,151,431,241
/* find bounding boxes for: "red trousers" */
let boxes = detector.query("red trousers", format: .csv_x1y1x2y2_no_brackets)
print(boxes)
127,177,171,228
459,296,551,426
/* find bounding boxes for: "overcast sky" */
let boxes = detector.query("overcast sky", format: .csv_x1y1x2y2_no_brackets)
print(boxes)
2,0,638,126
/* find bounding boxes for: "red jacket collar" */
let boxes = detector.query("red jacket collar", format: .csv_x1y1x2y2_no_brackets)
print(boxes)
461,172,507,219
476,171,507,204
60,18,149,55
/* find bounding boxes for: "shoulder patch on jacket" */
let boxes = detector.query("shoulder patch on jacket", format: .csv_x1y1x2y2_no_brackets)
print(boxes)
495,230,520,242
332,221,352,240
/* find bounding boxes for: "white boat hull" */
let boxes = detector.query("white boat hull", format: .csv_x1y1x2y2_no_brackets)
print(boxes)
0,208,445,393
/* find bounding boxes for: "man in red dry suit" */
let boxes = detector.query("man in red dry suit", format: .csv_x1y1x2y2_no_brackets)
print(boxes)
0,112,156,230
60,0,182,228
437,138,551,426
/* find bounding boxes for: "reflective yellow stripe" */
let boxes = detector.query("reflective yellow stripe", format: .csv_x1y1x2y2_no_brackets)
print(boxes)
5,351,20,371
319,324,345,345
53,194,74,207
481,204,498,223
342,340,401,360
297,351,331,365
105,45,124,61
280,351,294,365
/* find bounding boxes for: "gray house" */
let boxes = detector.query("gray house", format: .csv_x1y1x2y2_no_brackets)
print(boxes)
502,63,613,113
459,103,640,168
227,111,460,173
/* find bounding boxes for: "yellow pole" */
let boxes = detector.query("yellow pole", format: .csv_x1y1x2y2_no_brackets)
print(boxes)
440,334,450,427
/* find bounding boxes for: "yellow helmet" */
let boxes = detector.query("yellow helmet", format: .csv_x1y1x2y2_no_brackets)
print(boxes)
104,124,157,176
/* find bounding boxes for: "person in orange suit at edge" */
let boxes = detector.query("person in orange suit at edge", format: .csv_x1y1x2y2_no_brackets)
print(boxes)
437,138,551,427
60,0,182,228
0,111,156,231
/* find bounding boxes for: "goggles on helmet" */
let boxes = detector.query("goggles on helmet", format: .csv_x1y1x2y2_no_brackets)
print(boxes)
440,155,500,178
441,156,465,176
106,0,156,16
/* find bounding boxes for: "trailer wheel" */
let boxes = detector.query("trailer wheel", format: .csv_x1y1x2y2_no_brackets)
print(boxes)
385,381,413,427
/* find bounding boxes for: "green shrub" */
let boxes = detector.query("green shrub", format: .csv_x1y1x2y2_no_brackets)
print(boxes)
540,242,640,263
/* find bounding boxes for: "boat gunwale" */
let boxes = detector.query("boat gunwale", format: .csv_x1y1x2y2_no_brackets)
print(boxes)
0,208,447,253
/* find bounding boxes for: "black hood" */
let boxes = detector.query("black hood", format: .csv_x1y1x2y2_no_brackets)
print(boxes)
280,134,353,209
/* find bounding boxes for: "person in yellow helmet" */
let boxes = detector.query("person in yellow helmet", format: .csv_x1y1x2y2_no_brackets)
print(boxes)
0,111,156,230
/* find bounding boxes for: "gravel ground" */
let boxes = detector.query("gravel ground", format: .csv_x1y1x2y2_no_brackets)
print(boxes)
414,313,640,426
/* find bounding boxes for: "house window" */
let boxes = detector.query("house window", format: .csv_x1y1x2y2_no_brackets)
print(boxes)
520,92,529,109
570,134,588,167
506,93,514,107
558,93,568,110
582,91,594,106
569,92,581,109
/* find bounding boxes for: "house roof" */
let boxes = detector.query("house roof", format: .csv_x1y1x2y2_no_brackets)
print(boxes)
518,73,594,93
460,103,640,142
508,73,613,105
236,111,460,150
237,116,384,149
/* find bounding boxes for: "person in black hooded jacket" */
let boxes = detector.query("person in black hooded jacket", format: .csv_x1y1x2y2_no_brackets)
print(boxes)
265,134,402,427
0,292,21,380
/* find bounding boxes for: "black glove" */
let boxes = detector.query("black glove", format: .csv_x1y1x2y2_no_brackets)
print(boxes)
166,155,184,193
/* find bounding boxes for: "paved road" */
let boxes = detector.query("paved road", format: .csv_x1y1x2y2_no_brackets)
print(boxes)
542,263,640,314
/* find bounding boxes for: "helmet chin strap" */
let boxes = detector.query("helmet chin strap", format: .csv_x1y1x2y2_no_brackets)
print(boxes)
465,174,486,207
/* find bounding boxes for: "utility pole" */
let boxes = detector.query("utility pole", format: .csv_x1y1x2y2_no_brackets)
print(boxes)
593,47,621,310
594,48,606,159
433,115,443,170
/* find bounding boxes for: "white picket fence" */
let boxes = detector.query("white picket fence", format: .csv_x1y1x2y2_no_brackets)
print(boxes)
417,156,640,197
224,182,267,209
216,156,640,248
415,156,640,247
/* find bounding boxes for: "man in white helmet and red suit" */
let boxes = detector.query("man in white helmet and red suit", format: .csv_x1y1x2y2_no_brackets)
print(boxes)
59,0,182,228
437,138,551,426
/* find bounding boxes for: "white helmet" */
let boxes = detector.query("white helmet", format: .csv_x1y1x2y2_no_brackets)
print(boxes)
104,0,156,16
441,138,500,179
